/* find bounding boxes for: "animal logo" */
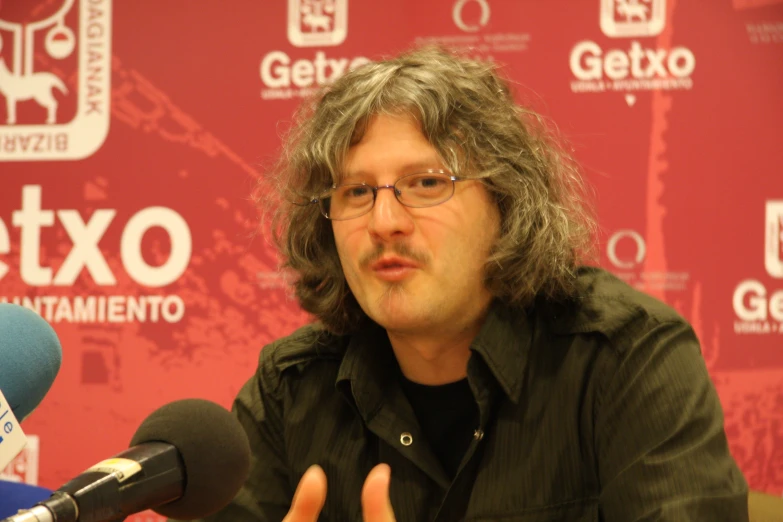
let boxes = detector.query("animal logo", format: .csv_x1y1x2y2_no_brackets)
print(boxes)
302,11,332,32
287,0,347,47
0,0,112,161
0,59,68,125
600,0,665,38
615,0,650,22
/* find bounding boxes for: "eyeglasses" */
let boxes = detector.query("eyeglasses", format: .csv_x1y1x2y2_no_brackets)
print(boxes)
311,169,464,221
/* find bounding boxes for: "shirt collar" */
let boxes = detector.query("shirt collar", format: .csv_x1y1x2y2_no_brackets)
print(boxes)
336,321,398,420
468,301,533,404
335,302,533,411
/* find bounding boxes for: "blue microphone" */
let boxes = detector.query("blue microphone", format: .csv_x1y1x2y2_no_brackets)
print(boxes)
0,482,52,519
0,303,63,421
0,303,62,517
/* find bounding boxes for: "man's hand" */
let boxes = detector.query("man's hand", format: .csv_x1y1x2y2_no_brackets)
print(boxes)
361,464,396,522
282,465,327,522
282,464,396,522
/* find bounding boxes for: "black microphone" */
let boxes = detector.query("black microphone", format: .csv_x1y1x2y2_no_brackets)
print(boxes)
2,399,251,522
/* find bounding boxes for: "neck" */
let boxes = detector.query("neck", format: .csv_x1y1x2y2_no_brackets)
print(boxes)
387,308,490,385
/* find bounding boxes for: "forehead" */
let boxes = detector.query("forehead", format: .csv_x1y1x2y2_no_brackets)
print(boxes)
342,114,446,182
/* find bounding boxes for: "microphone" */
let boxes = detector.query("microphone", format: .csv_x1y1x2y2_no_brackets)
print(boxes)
0,303,63,470
2,398,252,522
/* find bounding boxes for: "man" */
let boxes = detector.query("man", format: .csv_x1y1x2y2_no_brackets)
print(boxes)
198,47,749,521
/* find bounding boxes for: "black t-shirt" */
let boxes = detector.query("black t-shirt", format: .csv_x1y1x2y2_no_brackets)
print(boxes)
399,375,480,479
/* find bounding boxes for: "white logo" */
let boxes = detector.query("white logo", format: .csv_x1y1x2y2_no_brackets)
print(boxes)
0,0,112,161
606,229,689,291
570,0,694,99
600,0,666,38
607,229,646,269
413,0,529,61
452,0,490,33
765,200,783,278
732,201,783,334
288,0,347,48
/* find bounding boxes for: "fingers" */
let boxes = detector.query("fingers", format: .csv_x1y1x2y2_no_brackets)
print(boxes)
283,463,396,522
282,465,327,522
361,463,397,522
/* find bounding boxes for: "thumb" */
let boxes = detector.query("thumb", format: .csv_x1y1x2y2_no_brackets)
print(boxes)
361,464,397,522
283,465,327,522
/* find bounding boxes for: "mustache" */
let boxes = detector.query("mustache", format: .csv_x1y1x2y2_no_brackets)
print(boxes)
359,243,430,270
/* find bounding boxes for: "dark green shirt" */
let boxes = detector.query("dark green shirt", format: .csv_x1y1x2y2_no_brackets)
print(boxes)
194,267,748,521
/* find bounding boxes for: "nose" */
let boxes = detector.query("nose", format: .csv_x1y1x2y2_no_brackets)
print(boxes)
367,186,414,241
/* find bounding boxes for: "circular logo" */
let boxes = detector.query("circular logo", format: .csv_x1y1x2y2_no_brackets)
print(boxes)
607,230,646,269
452,0,490,33
45,25,76,59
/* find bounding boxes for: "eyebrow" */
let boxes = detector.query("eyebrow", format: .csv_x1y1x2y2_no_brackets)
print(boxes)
342,159,448,182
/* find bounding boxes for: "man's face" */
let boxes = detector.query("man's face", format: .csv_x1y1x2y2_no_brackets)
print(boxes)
332,113,501,335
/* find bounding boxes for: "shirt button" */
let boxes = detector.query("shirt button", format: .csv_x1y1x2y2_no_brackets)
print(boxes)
473,429,484,441
400,432,413,446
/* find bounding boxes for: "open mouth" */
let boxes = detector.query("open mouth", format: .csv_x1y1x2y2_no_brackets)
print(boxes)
370,257,419,281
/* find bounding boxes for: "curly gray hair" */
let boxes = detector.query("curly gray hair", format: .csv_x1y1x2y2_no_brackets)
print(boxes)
265,46,597,334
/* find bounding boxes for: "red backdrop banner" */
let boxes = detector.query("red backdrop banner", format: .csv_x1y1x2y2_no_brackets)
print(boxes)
1,0,782,519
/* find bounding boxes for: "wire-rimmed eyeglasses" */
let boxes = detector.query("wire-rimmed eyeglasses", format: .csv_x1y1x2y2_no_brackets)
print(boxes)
310,169,464,221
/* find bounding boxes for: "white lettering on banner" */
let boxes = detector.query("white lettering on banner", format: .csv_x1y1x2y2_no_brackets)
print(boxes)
733,281,783,322
85,0,107,116
55,209,117,285
0,133,69,153
732,280,783,334
570,41,695,81
121,207,192,288
0,295,186,324
260,51,370,98
0,185,192,288
568,40,696,94
12,186,55,286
